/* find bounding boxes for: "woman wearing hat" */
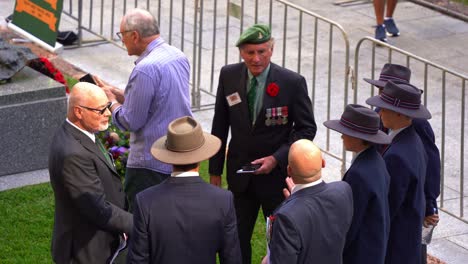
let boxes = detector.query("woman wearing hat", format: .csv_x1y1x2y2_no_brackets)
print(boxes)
324,104,391,264
366,81,431,264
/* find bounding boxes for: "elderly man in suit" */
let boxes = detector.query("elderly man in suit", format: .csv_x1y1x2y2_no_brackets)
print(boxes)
366,81,431,264
324,104,391,264
209,24,317,264
127,116,241,264
263,139,353,264
48,82,133,263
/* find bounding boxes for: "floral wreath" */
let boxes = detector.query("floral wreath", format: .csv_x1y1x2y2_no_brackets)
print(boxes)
266,82,279,97
29,57,69,93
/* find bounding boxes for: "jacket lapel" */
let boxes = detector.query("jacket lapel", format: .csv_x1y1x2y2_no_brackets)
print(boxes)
64,122,119,176
237,65,255,130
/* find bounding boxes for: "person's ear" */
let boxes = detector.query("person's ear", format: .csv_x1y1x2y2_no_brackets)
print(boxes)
287,164,292,177
74,106,83,119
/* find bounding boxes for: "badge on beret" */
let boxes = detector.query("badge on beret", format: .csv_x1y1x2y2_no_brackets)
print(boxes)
226,92,242,107
236,24,271,47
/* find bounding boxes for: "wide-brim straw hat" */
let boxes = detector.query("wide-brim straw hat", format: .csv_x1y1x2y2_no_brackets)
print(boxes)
323,104,391,144
363,63,411,88
151,116,221,165
366,81,431,119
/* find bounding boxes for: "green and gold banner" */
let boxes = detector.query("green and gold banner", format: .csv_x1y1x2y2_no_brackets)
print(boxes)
11,0,63,49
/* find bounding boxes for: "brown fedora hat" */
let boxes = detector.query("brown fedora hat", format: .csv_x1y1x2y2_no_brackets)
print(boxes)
366,81,431,119
363,63,411,89
151,116,221,165
323,104,391,144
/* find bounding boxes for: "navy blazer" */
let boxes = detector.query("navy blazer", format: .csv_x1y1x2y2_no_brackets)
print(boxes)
412,119,441,216
375,108,440,217
209,62,317,193
49,122,132,264
269,181,353,264
342,146,390,264
383,126,427,264
127,176,241,264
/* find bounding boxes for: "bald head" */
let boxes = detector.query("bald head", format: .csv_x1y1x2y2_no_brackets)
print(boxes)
68,82,107,115
123,8,160,38
288,139,323,184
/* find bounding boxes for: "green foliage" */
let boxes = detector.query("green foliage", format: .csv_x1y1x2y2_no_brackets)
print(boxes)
65,75,79,89
0,161,267,263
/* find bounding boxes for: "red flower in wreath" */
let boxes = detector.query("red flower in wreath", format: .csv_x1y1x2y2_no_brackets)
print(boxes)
266,82,279,97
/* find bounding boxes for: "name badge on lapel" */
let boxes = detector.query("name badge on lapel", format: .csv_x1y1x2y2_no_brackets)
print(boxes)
226,92,242,107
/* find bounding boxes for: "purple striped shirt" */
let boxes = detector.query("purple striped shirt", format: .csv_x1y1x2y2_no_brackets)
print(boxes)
112,37,192,173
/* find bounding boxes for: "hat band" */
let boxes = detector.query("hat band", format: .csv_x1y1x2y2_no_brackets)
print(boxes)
379,73,408,83
340,117,378,134
380,92,420,109
165,137,205,152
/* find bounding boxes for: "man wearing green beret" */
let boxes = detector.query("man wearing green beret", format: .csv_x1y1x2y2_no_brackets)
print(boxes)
209,24,317,264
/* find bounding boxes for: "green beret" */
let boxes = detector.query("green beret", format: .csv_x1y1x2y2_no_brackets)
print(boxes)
236,24,271,47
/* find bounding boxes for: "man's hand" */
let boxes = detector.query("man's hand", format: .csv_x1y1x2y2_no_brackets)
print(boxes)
252,155,277,175
261,255,269,264
210,175,222,187
282,177,295,199
93,75,126,103
424,214,439,227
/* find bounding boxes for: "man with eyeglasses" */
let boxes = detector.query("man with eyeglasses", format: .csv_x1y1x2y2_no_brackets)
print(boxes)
48,82,132,263
94,8,192,212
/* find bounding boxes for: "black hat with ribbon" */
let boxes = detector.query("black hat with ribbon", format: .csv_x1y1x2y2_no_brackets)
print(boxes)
364,63,411,88
366,80,431,119
323,104,391,144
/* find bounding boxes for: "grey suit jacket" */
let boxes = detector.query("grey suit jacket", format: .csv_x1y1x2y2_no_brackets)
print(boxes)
127,176,241,264
269,181,353,264
48,121,133,264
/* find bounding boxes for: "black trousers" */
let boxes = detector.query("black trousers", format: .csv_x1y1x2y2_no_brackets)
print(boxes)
124,167,170,213
233,175,285,264
421,244,427,264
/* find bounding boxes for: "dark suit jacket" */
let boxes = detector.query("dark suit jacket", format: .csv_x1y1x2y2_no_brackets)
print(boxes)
383,126,427,264
48,121,133,264
375,109,440,217
412,119,441,216
342,146,390,264
269,181,353,264
209,62,317,193
127,176,241,264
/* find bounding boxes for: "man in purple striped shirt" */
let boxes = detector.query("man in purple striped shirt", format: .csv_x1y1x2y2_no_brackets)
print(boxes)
95,8,192,212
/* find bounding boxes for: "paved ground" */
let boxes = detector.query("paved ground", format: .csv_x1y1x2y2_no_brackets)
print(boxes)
1,0,468,263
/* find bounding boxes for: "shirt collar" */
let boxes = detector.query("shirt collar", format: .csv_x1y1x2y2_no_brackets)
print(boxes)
351,146,369,163
66,118,96,142
248,63,271,84
171,171,199,177
291,179,323,195
135,37,164,65
388,125,409,137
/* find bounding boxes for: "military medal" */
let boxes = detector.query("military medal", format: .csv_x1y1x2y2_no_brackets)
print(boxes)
265,108,272,126
277,107,283,125
271,107,277,125
282,106,288,124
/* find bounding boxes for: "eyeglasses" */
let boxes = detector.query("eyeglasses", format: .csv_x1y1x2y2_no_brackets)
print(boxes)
116,30,134,40
79,102,112,115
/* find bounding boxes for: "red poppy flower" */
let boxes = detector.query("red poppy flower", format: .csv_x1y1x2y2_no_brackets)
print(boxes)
266,83,279,97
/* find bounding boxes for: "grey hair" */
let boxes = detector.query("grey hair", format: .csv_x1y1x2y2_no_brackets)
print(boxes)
123,9,160,37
